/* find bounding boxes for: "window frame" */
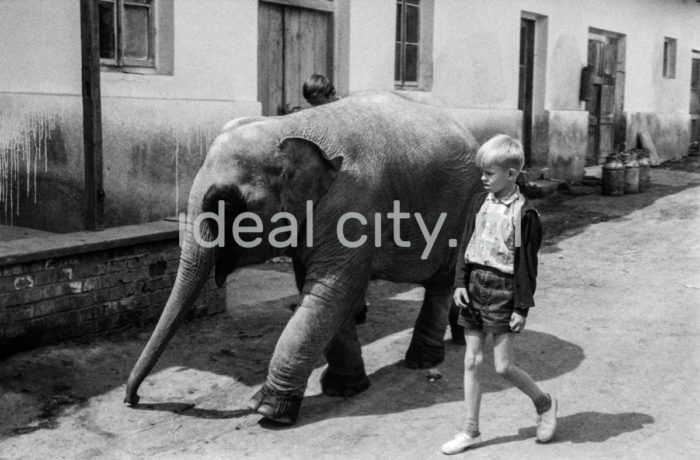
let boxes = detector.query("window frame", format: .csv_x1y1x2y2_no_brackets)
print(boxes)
99,0,156,71
394,0,433,91
663,36,677,79
395,0,420,88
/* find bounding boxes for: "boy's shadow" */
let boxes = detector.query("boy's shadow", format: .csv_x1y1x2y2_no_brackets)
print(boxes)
289,329,586,427
482,411,654,446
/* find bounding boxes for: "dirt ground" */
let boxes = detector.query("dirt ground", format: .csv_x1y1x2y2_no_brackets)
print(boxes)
1,157,699,459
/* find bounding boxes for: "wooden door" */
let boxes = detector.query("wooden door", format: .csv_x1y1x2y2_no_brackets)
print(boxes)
586,32,623,165
518,18,535,166
258,1,333,116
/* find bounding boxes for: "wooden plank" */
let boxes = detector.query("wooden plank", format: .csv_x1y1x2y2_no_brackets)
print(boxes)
284,7,302,112
258,2,285,115
80,0,105,231
261,0,334,13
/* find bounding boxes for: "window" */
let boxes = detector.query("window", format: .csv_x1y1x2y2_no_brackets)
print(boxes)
99,0,155,69
663,37,677,79
395,0,420,87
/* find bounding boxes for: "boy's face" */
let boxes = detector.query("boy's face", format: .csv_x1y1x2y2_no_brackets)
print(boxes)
480,163,516,197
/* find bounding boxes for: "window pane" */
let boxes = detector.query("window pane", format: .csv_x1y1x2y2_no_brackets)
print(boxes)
124,5,150,60
406,0,420,5
395,43,402,81
404,43,418,82
396,2,402,42
125,0,152,4
98,1,116,59
405,4,419,44
692,59,700,90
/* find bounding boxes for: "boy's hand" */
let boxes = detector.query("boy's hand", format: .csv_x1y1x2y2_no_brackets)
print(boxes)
453,287,469,308
509,312,527,332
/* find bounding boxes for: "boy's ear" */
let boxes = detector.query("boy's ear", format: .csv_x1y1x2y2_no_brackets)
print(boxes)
508,168,519,179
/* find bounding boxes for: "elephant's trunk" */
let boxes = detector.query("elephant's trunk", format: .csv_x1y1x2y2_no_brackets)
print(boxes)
124,185,219,406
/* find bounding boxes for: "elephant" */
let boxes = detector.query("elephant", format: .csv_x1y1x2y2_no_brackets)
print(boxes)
124,91,482,425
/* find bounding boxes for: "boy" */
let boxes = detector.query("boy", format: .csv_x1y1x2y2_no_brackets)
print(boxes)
441,134,557,454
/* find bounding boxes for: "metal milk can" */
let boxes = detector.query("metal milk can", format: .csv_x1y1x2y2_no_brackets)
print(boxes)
602,154,624,196
623,151,640,194
637,150,651,191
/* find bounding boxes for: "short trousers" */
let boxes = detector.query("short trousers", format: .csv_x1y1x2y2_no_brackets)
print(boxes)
457,264,516,334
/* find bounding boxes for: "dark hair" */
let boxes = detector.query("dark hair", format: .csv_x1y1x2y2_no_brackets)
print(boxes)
303,74,335,101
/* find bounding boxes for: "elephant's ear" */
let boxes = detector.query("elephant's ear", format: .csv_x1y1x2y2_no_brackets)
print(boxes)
272,137,343,222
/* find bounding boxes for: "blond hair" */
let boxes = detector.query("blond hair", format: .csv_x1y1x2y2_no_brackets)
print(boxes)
475,134,525,172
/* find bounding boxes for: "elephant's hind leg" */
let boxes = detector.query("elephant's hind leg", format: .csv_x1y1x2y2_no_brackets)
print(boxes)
405,269,454,368
322,309,370,397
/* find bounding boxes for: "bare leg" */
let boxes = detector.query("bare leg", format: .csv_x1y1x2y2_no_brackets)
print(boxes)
492,332,546,402
463,330,486,434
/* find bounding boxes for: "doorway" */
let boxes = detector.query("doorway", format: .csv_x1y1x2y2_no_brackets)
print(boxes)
586,29,626,165
518,18,535,166
690,53,700,146
258,0,334,116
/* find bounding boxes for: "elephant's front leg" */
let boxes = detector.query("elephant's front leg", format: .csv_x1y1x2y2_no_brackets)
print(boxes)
405,270,454,368
248,277,367,424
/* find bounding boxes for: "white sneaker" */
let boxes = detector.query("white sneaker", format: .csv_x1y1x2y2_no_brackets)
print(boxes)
536,395,558,442
441,432,482,455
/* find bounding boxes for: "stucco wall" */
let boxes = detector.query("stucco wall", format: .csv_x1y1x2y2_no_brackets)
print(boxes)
2,0,700,233
0,94,85,232
0,0,261,232
346,0,395,93
415,0,699,175
101,97,259,226
0,0,81,95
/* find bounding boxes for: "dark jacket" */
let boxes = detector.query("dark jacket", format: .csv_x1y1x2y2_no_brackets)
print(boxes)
453,191,542,316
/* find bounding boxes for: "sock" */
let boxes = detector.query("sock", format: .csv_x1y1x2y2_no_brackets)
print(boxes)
534,393,552,415
465,417,480,438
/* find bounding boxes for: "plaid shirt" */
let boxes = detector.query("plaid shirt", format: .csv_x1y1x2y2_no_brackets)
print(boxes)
464,189,524,274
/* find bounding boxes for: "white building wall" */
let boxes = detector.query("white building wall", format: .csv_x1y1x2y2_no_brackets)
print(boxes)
2,0,699,231
346,0,395,93
0,0,82,95
0,0,261,231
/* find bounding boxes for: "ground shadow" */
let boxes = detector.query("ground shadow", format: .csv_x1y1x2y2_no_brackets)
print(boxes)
0,283,585,436
133,402,255,420
284,328,584,428
481,411,654,446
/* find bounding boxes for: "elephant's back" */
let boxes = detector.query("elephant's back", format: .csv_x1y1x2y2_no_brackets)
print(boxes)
288,91,478,173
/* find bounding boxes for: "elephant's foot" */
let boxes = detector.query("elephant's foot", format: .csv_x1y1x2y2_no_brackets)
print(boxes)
448,304,466,345
321,368,370,397
405,339,445,369
247,385,303,425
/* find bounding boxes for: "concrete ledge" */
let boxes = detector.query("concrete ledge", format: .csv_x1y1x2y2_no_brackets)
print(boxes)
0,221,179,267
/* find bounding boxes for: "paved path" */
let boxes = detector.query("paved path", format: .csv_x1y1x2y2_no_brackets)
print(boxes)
0,166,698,459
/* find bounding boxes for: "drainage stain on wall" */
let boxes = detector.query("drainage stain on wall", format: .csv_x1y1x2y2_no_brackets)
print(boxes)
0,110,60,225
2,95,234,232
172,125,218,216
102,121,219,227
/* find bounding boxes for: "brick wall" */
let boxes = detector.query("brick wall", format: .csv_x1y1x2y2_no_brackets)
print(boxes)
0,222,225,357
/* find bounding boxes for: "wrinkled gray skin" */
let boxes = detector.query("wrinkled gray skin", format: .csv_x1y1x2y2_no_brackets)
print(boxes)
124,92,481,424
